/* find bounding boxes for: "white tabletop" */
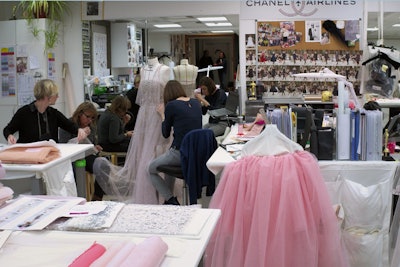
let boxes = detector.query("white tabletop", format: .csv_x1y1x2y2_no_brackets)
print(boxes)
0,206,221,267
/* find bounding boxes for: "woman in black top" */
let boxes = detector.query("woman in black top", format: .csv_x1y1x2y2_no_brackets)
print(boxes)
148,80,202,205
195,76,228,137
3,79,89,144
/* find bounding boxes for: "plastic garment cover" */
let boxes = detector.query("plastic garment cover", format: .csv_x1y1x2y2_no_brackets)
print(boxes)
365,59,395,98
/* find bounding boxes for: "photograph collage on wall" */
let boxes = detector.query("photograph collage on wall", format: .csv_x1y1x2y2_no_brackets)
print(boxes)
127,25,143,67
245,20,362,96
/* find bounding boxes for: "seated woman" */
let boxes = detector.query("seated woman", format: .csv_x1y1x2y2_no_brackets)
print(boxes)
59,102,105,201
97,95,133,152
3,79,89,144
194,76,228,137
148,80,202,205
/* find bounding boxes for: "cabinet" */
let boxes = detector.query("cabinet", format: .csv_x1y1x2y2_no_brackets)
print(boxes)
0,19,65,143
111,22,143,68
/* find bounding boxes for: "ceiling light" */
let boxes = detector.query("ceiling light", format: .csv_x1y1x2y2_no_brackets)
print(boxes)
154,24,182,28
197,17,227,22
205,22,232,27
367,27,379,31
211,30,234,33
393,24,400,27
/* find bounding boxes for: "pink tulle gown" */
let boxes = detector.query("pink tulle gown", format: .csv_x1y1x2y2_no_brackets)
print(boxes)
93,63,170,204
205,151,349,267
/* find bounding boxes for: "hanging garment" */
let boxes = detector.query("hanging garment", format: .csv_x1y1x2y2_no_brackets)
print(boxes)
205,125,349,267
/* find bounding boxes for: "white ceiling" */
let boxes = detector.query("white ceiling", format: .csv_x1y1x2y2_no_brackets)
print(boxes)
115,15,239,34
118,12,399,42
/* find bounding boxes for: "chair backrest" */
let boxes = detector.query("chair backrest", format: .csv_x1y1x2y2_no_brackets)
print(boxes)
179,129,218,204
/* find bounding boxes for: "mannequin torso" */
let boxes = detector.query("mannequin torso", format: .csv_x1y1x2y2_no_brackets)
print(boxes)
173,59,198,97
142,57,170,85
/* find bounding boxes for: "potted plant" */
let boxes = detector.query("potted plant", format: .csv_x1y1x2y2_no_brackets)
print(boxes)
17,0,70,50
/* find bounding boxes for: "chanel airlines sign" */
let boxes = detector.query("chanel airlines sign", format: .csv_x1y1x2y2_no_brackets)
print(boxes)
240,0,363,20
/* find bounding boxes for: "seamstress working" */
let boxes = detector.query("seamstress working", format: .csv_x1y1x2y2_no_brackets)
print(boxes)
195,76,228,137
3,79,89,144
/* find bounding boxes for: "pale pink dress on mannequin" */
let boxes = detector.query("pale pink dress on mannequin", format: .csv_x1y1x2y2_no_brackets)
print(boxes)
204,125,349,267
94,58,170,204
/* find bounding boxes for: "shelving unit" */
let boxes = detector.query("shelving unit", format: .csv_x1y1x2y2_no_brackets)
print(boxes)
82,21,91,69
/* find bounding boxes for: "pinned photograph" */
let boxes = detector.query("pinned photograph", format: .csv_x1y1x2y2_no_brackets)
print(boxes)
305,21,321,42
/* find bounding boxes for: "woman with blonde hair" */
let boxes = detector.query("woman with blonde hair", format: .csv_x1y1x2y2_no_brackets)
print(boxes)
3,79,89,144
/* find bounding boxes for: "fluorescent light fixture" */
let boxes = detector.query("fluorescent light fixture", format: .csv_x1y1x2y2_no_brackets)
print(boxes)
197,17,227,22
211,30,234,33
393,24,400,27
154,24,182,28
367,27,379,31
205,22,232,27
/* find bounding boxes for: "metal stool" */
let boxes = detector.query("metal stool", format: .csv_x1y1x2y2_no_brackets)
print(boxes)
156,165,189,205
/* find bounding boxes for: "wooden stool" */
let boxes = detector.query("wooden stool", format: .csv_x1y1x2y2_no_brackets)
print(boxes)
99,151,127,165
85,172,95,201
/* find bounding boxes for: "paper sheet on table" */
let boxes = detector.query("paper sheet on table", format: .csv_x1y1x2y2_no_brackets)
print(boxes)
0,195,85,230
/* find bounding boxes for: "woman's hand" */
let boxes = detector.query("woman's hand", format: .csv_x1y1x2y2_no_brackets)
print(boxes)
125,130,133,138
7,134,16,145
77,127,90,142
95,145,103,153
157,104,165,121
122,113,131,125
195,93,209,107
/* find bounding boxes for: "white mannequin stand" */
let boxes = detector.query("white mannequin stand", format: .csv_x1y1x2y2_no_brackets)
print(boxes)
173,59,198,97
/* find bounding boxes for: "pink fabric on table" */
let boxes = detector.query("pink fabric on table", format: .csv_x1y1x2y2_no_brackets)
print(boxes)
0,146,60,164
102,241,136,267
69,242,106,267
204,151,349,267
120,236,168,267
90,241,127,267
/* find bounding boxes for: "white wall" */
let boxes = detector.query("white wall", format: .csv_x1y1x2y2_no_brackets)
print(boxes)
148,33,171,56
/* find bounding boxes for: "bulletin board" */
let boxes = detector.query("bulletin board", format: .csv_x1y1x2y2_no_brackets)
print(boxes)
92,32,108,77
256,20,360,51
244,20,362,96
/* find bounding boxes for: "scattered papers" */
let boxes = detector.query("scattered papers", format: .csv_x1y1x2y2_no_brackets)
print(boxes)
0,195,85,230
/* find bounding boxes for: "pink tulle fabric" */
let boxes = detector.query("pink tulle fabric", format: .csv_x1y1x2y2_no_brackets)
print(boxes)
205,151,349,267
120,236,168,267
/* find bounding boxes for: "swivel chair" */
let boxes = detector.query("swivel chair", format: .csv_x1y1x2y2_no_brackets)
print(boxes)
156,129,218,205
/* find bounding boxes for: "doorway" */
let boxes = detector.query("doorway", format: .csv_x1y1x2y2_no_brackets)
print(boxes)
186,34,239,90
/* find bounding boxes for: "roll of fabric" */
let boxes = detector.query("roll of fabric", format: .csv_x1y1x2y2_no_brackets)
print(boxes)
68,242,106,267
90,241,127,267
120,236,168,267
103,241,136,267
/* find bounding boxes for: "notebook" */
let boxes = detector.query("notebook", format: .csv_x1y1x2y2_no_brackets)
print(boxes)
208,91,239,118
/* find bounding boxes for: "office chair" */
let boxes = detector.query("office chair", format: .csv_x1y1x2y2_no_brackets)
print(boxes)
156,129,218,205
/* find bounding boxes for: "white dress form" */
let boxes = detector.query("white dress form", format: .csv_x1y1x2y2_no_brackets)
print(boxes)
143,57,170,84
173,59,198,97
